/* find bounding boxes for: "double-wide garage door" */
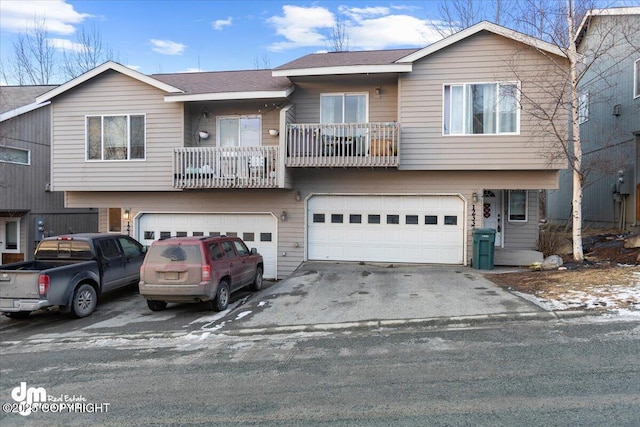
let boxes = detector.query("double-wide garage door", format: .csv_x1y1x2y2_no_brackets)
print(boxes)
137,213,277,278
307,195,464,264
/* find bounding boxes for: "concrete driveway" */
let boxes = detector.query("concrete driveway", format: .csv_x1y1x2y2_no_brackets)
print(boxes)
233,262,558,332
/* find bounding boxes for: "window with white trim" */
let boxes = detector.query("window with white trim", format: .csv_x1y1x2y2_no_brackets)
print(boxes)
320,93,367,124
0,146,30,165
578,92,589,124
216,115,261,147
634,59,639,99
86,114,145,160
443,82,519,135
508,190,527,222
3,219,20,251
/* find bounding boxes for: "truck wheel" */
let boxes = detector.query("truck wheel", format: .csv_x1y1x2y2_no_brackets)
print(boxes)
70,284,97,318
4,312,31,319
147,300,168,311
249,267,263,291
209,280,229,312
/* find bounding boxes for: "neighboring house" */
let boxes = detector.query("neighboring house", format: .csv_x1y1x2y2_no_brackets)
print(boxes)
0,86,98,264
33,21,568,279
547,7,640,231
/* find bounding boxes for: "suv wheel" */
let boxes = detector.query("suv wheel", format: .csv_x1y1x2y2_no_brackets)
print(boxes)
250,267,263,291
210,280,229,312
147,300,168,311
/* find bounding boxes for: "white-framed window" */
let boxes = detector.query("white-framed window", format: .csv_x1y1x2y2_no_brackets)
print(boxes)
216,115,261,147
86,114,146,161
443,82,519,135
634,59,639,99
578,91,589,124
2,219,20,252
508,190,527,222
320,93,367,124
0,146,30,165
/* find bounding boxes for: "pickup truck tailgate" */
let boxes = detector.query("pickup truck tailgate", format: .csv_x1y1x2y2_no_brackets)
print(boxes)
0,271,40,301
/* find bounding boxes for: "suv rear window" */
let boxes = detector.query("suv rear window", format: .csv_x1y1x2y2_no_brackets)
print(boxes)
146,244,203,263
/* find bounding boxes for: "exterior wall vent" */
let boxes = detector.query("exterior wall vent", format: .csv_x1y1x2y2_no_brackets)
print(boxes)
613,104,621,116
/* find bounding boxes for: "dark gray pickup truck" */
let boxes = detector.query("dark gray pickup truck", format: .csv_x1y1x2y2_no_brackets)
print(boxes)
0,233,145,319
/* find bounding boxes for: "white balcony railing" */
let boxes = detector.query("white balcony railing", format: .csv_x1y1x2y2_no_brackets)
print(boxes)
285,122,399,167
174,146,279,189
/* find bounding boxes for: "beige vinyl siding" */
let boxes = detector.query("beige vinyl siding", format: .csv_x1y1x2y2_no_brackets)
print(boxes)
288,76,398,123
185,101,283,148
399,31,569,171
50,70,183,192
66,168,556,277
183,104,193,147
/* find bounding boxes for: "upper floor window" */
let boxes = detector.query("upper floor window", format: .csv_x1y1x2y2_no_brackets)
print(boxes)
578,92,589,124
0,146,30,165
443,82,519,135
634,59,639,99
320,93,367,124
217,115,260,147
86,114,145,161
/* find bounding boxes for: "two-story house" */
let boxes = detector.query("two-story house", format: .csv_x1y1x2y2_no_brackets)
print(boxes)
0,86,98,264
547,7,640,231
34,21,568,278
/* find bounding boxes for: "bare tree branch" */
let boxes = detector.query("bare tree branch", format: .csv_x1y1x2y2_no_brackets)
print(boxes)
329,17,349,52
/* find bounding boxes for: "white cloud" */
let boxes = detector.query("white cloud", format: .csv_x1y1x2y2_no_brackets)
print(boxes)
47,37,87,52
212,17,232,30
267,5,335,51
150,39,187,55
348,15,443,50
338,6,390,21
0,0,90,35
267,4,443,52
126,64,141,71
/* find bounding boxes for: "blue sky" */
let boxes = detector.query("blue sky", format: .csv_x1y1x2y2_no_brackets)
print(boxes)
0,0,447,84
1,0,633,85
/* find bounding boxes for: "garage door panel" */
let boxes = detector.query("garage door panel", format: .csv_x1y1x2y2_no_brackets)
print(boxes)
308,195,464,265
138,213,277,279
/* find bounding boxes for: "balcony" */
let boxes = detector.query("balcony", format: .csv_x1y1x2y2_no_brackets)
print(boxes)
285,122,399,168
174,146,279,189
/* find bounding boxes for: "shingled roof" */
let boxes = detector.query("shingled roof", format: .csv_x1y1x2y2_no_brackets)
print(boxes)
0,85,57,114
274,49,420,71
152,69,292,95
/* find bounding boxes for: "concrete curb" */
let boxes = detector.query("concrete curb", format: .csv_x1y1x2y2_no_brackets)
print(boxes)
224,310,592,336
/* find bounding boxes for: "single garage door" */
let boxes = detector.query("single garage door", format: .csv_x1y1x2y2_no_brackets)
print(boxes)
137,213,277,279
307,195,464,264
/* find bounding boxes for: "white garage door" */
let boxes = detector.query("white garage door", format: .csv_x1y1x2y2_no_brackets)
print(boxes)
137,213,277,279
307,195,464,264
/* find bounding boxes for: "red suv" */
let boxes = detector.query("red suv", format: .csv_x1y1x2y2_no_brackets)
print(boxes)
139,236,264,312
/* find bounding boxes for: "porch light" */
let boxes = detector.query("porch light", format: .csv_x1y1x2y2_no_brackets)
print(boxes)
374,87,382,98
123,208,131,236
281,210,287,221
472,192,478,203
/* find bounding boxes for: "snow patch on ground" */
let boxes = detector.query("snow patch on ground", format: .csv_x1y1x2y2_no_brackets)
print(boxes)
515,275,640,315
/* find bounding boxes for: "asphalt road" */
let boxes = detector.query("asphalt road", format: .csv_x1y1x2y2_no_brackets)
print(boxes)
2,303,639,426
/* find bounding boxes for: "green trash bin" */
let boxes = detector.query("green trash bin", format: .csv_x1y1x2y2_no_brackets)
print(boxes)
472,228,496,270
